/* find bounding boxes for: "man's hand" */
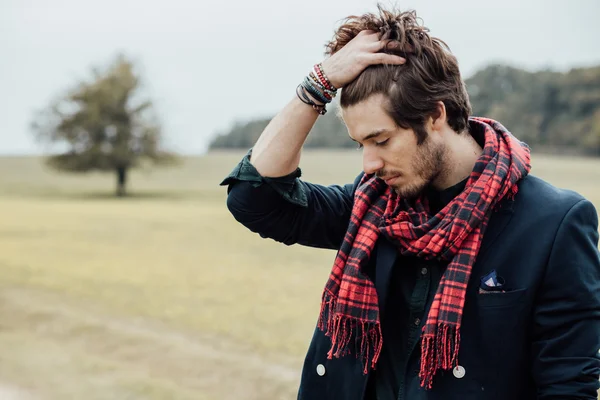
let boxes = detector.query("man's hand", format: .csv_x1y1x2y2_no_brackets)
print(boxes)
321,30,406,89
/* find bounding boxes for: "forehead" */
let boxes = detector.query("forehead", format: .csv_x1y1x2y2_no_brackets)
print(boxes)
341,94,397,140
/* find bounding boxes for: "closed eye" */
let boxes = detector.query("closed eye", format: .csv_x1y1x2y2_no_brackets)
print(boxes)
356,138,388,150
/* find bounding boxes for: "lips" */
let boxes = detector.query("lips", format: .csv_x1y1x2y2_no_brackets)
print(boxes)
383,175,400,186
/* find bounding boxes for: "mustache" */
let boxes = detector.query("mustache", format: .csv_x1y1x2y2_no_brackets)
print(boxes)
376,170,401,180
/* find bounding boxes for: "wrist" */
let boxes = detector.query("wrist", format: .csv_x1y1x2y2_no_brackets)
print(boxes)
295,63,339,116
313,63,339,92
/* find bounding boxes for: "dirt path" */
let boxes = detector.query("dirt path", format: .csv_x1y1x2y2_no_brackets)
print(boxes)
0,287,302,399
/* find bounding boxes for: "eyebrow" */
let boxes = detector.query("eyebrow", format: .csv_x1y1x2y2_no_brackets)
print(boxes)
350,129,392,143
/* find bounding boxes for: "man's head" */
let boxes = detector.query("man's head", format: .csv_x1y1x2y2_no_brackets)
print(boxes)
327,7,472,197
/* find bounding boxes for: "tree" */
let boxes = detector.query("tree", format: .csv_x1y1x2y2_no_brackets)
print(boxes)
31,54,179,196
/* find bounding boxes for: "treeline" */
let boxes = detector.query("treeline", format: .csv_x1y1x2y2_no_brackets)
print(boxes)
209,64,600,156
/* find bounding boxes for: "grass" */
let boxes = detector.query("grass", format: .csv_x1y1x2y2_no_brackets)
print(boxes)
0,151,598,399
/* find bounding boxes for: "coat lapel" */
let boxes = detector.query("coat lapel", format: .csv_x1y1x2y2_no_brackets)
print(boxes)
476,197,516,262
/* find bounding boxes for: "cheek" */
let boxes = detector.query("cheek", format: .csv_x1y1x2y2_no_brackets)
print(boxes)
388,144,411,168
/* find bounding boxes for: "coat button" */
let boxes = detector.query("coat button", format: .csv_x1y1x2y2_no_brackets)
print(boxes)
316,364,326,376
420,267,428,275
453,365,466,379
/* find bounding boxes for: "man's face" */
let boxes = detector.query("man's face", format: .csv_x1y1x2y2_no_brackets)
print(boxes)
341,94,447,198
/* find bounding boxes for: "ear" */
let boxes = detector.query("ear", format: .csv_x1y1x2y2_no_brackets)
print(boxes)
429,101,447,133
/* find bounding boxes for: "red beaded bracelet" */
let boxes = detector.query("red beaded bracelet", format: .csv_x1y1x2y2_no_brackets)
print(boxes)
313,63,337,92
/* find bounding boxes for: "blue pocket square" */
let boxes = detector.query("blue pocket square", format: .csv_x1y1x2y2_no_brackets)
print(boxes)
479,270,506,294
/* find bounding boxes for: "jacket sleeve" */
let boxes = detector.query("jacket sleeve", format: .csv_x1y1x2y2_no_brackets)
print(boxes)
531,199,600,399
222,157,361,250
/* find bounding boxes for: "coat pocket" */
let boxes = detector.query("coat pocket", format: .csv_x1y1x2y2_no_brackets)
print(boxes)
476,288,527,308
471,287,530,399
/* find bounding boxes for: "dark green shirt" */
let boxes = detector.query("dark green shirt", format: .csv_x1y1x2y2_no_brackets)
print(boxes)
220,150,308,207
370,179,467,400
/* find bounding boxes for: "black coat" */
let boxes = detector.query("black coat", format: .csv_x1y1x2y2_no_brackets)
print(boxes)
226,173,600,400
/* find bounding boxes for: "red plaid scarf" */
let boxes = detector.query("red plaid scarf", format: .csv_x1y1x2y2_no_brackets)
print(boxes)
318,117,531,389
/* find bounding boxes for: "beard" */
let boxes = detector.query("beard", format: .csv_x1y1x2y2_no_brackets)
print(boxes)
382,139,448,199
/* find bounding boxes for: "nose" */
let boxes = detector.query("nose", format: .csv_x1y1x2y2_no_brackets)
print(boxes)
362,147,384,175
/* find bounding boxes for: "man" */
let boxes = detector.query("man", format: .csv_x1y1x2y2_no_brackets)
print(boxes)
221,7,600,400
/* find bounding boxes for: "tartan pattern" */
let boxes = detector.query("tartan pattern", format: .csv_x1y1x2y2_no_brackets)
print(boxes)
317,117,531,389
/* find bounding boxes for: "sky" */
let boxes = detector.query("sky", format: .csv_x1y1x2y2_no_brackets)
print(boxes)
1,0,599,155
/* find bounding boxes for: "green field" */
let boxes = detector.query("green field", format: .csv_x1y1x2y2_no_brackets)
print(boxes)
0,151,599,399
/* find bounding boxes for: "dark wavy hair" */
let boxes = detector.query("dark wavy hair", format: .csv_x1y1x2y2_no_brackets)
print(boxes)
326,6,472,144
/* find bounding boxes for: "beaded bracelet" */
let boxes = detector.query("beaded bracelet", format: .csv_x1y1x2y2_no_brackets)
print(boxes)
302,76,331,104
314,63,337,92
294,63,337,116
296,84,327,115
308,72,336,99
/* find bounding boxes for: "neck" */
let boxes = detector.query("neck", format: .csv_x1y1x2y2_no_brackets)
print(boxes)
433,130,483,191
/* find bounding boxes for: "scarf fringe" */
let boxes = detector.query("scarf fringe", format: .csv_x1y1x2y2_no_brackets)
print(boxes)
419,324,461,389
318,293,383,374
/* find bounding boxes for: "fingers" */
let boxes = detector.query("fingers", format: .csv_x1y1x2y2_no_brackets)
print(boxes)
358,29,378,37
366,52,406,66
357,30,382,46
367,39,401,52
